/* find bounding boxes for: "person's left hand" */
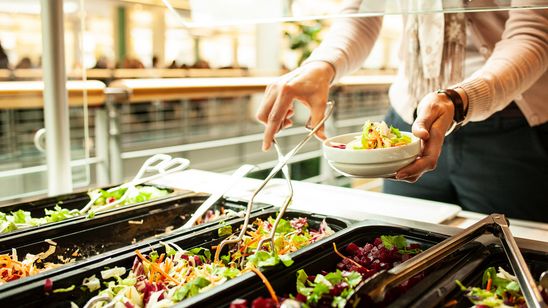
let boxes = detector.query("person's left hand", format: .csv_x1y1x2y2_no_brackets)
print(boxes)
395,92,456,183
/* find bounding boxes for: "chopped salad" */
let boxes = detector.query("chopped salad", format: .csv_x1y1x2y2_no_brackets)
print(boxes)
230,235,424,308
77,216,334,307
332,121,412,150
0,244,70,285
0,205,238,285
0,185,169,234
456,267,548,308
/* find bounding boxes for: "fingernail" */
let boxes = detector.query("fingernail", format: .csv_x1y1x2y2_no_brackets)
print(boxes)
396,173,407,179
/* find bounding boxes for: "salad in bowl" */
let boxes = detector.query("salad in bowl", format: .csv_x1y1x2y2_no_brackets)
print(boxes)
323,121,420,177
332,121,412,150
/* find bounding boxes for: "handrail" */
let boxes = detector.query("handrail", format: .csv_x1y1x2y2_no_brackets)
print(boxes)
0,68,251,81
0,74,394,108
110,75,395,102
0,80,106,109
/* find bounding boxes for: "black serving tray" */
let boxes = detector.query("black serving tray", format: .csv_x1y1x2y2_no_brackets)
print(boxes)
0,195,272,293
412,244,548,308
0,184,188,240
181,220,483,308
0,209,350,307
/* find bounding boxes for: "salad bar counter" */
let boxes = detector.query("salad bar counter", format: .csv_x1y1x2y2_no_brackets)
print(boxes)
0,171,546,307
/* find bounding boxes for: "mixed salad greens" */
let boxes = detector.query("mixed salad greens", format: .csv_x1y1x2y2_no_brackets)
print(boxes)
456,266,548,308
0,204,240,286
0,185,169,234
89,186,170,208
77,216,333,307
230,235,423,308
332,121,412,150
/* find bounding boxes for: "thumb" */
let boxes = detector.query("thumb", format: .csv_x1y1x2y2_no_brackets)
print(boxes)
412,102,437,140
308,102,328,140
412,117,431,140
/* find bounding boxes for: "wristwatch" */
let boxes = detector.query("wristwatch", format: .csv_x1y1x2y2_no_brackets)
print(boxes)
436,88,468,135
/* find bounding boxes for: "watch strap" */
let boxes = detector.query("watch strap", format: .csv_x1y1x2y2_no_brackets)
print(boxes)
436,88,467,124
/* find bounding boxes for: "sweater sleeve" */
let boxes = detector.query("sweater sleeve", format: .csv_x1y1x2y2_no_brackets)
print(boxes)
302,0,383,83
457,9,548,124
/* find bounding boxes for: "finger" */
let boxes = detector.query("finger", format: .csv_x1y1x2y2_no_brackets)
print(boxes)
285,107,295,119
308,99,327,140
263,91,294,151
396,118,446,179
395,157,431,180
283,118,293,129
256,87,277,125
399,175,421,183
412,95,440,140
412,108,436,140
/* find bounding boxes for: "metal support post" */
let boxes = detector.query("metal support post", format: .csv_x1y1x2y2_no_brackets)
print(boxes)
105,88,127,184
94,108,110,185
41,0,72,195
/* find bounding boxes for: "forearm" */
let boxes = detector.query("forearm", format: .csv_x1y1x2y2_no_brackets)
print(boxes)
303,0,383,83
457,9,548,123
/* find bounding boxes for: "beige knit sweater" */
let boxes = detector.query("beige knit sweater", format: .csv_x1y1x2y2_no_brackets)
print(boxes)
305,3,548,126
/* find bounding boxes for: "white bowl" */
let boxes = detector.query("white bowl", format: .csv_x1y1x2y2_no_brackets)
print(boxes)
322,132,420,178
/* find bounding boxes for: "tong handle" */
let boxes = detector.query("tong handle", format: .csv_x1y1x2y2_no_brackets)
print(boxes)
493,215,546,308
213,101,335,263
129,155,190,186
132,154,172,181
357,214,493,302
178,164,256,230
357,213,545,307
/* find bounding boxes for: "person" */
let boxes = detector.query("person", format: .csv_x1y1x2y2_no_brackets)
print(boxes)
0,41,9,69
152,55,159,68
120,56,145,69
93,55,109,69
256,1,548,222
15,57,32,69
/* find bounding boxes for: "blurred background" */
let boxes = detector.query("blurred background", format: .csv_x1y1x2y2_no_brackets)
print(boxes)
0,0,402,202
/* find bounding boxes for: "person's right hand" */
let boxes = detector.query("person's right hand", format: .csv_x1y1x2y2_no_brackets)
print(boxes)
256,61,335,151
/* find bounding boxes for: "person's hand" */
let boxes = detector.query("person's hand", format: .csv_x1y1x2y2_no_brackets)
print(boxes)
256,61,335,151
395,91,456,182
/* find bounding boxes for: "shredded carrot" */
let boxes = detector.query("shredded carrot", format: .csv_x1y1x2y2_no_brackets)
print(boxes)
149,266,156,283
332,243,369,272
486,278,492,291
248,267,278,304
240,237,261,253
134,250,180,285
443,299,458,307
278,247,290,255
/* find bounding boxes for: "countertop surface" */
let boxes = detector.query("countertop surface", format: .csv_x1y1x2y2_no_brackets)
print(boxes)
154,169,548,243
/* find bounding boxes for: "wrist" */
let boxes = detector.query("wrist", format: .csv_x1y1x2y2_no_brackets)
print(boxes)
302,61,336,84
453,86,469,116
436,88,468,134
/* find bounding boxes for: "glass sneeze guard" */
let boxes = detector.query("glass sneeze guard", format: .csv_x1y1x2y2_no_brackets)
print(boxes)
163,0,548,28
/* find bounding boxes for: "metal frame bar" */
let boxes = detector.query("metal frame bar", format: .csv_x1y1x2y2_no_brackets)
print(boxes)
41,0,72,195
0,157,103,178
94,108,110,185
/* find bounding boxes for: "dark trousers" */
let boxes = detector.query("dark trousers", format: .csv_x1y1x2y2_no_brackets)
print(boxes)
383,106,548,223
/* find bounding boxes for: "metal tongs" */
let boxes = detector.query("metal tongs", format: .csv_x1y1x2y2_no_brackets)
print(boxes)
214,101,335,262
353,213,546,307
81,154,190,214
